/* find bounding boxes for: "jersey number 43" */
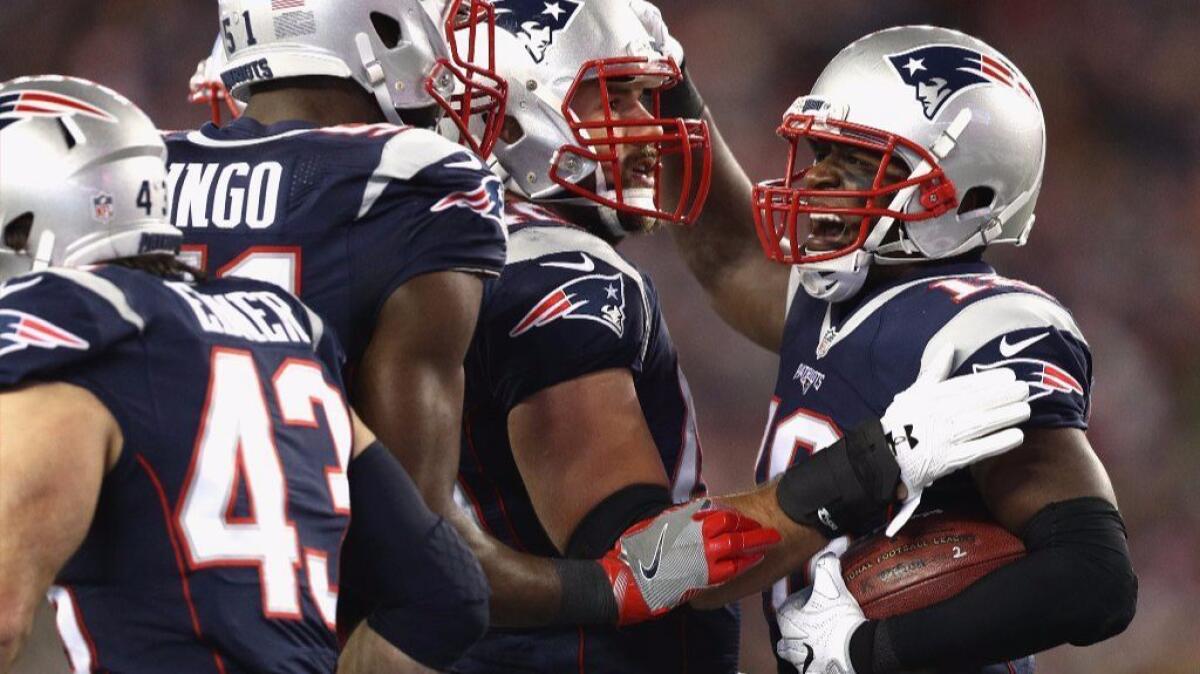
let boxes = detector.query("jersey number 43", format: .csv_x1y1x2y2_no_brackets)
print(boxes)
177,347,349,629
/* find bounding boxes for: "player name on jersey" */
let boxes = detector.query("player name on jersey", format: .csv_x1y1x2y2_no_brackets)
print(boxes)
168,161,283,229
167,281,311,345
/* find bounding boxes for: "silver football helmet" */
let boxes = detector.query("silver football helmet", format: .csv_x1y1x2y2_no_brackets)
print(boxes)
480,0,711,236
217,0,506,154
752,26,1046,301
0,76,179,281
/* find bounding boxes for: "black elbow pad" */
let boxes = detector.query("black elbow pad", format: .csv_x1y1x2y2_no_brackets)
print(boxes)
1022,497,1138,645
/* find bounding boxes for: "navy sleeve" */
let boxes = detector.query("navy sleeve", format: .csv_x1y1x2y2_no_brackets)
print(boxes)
955,325,1093,429
0,271,141,388
484,256,647,411
349,137,508,321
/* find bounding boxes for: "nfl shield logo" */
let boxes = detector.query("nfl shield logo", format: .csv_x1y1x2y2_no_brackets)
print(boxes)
92,192,114,224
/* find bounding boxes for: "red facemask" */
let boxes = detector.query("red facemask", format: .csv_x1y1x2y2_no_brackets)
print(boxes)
752,113,958,264
429,0,508,157
552,56,712,226
189,81,242,126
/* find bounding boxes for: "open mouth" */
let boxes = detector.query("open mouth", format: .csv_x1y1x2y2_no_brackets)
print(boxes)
805,212,855,251
624,153,658,189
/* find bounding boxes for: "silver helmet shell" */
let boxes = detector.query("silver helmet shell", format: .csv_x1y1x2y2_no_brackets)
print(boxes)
487,0,711,231
0,76,178,280
217,0,456,125
753,26,1046,301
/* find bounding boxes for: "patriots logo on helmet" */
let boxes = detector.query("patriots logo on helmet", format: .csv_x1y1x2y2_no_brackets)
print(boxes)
431,175,505,227
510,271,626,338
886,45,1033,120
0,90,118,132
0,309,90,358
494,0,584,63
973,358,1085,401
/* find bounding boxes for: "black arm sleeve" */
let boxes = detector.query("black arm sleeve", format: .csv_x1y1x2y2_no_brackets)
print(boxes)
850,497,1138,672
342,442,490,669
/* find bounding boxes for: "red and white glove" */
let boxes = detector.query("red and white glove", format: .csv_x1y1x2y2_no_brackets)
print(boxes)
598,498,780,625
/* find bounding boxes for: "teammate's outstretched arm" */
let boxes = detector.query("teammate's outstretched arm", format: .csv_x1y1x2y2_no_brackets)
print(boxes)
631,0,792,352
336,413,489,673
0,383,121,672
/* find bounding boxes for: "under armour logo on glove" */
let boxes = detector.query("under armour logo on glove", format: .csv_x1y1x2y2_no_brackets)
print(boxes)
885,424,920,453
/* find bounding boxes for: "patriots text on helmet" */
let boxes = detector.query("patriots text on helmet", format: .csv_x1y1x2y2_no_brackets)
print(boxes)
219,58,274,92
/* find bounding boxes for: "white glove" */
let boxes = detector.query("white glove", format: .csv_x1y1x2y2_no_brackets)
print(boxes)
881,345,1031,536
777,553,865,674
627,0,685,65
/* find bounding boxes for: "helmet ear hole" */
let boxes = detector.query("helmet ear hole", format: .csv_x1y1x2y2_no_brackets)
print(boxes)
370,12,403,49
957,186,995,215
3,213,33,252
501,115,525,144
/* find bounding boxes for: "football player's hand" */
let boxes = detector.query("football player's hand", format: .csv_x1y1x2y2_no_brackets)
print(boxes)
777,553,865,674
627,0,685,66
599,498,780,625
881,345,1031,536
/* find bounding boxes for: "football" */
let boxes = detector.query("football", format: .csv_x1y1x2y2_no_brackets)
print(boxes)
840,509,1025,620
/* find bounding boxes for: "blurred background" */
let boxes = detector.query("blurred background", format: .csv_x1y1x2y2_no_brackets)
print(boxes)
2,0,1197,672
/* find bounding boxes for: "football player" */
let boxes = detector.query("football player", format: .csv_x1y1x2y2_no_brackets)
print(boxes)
440,3,1036,673
0,76,487,673
638,9,1138,673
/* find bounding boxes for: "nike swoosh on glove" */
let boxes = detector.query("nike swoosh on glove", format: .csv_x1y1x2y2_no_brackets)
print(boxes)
599,498,780,625
777,553,865,674
882,345,1032,536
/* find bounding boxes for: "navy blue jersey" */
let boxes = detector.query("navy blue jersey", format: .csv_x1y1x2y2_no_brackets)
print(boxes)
757,260,1089,674
0,266,355,673
164,117,507,371
452,206,735,674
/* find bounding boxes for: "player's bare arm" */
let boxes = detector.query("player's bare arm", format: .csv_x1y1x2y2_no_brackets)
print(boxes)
0,383,120,672
355,270,485,513
632,1,791,352
508,368,671,550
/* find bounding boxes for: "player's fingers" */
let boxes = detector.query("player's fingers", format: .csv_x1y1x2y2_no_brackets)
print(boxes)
954,400,1031,442
932,367,1020,405
706,526,781,560
947,428,1026,470
697,508,739,535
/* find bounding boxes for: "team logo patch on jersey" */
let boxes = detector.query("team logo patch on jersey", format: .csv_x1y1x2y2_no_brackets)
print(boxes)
509,272,626,338
430,175,505,226
0,310,90,357
494,0,584,63
886,45,1034,120
792,362,826,395
0,90,118,131
972,358,1084,400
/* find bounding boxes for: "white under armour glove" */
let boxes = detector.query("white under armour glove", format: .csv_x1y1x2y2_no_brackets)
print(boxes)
881,345,1031,536
777,553,865,674
627,0,685,65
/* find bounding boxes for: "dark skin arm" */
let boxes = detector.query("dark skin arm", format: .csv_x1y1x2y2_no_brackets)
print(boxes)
664,106,792,353
972,427,1116,532
354,271,582,628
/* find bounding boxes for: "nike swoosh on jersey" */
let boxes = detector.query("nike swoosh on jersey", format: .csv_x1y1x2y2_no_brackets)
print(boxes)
639,523,669,579
999,331,1050,357
540,253,595,273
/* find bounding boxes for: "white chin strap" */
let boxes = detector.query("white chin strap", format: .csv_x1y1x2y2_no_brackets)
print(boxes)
798,249,871,303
